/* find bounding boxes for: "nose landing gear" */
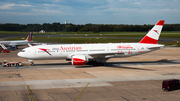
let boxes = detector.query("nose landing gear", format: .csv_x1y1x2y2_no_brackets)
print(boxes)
28,60,35,66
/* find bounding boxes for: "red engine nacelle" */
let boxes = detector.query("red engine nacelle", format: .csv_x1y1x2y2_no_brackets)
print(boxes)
71,55,88,65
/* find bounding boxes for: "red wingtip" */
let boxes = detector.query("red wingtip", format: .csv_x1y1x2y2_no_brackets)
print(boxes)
156,20,165,26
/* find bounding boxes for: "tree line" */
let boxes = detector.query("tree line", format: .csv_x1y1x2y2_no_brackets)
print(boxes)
0,23,180,32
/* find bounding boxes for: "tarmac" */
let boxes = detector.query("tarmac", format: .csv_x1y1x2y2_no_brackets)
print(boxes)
0,46,180,101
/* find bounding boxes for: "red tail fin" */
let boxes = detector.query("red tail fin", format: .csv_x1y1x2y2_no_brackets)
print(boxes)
139,20,165,44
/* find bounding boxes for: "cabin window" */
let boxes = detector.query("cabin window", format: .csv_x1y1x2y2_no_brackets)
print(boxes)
76,50,88,52
89,49,105,51
66,50,75,52
21,50,25,52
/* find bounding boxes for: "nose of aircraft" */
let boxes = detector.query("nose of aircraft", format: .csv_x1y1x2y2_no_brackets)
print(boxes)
17,52,26,58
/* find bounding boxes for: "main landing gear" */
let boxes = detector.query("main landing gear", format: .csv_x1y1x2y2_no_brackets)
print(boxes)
93,62,105,66
28,60,35,66
88,58,108,66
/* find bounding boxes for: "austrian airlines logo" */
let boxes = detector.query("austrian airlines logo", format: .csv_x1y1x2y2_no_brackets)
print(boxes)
153,30,159,34
39,48,51,55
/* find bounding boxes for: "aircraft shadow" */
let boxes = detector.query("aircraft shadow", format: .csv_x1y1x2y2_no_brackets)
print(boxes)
107,59,180,65
76,59,180,70
75,65,154,71
32,62,71,66
24,59,180,71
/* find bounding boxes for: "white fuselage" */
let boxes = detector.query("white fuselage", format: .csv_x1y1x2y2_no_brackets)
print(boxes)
0,40,30,46
17,43,164,60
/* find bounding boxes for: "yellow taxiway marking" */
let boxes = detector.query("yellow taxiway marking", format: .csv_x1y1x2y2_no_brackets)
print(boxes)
76,82,90,101
27,85,34,101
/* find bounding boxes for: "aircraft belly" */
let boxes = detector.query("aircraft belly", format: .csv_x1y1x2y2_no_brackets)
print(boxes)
29,52,66,60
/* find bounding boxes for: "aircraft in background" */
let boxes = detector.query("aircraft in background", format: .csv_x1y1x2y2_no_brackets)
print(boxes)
0,32,33,50
17,20,165,66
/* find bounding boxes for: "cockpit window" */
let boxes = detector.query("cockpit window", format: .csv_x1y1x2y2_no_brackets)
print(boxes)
21,50,25,52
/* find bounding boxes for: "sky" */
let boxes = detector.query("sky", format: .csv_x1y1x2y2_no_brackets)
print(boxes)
0,0,180,25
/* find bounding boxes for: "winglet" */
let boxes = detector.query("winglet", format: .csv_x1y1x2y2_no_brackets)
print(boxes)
26,32,32,41
139,20,165,44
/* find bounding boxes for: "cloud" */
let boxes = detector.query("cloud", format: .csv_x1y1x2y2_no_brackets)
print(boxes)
76,0,104,4
2,11,34,16
0,2,73,16
0,3,32,10
0,3,15,9
36,4,73,15
32,9,63,15
0,0,180,24
133,2,141,5
18,4,32,7
119,0,128,2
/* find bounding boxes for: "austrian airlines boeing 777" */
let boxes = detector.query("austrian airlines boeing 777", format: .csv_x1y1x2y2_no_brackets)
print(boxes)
18,20,165,66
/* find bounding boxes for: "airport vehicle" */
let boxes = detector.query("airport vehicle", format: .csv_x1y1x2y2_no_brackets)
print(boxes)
18,20,165,66
0,32,33,49
0,44,10,53
2,49,10,53
2,60,22,67
162,79,180,91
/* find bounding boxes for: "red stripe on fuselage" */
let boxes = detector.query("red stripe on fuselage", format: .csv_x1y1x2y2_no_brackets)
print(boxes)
39,48,51,55
139,36,158,44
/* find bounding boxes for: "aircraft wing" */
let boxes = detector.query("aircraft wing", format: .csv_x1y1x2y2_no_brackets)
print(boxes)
87,52,125,58
70,52,125,65
69,52,125,59
27,43,32,47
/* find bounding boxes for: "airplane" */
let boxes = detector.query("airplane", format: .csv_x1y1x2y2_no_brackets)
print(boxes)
0,32,33,50
17,20,165,66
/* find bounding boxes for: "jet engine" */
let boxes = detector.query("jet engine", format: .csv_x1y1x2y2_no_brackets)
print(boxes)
71,55,88,65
